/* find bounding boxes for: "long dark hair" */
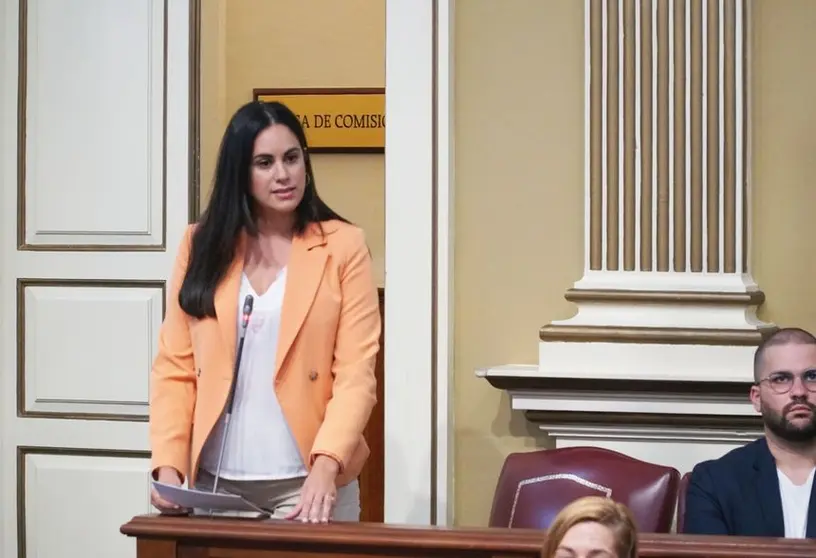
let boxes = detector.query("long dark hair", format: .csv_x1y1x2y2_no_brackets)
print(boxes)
179,100,348,319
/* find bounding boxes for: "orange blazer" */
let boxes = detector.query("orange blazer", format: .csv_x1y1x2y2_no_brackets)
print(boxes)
149,219,381,488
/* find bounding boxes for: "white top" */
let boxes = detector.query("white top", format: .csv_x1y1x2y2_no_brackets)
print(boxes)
199,268,308,481
777,467,814,539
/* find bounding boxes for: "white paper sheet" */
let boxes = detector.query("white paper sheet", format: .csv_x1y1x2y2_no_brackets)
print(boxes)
152,481,268,514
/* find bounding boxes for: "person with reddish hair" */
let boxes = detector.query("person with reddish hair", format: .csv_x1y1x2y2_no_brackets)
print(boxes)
541,496,638,558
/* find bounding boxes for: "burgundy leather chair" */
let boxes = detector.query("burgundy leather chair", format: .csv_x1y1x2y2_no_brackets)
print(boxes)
675,472,691,533
488,446,681,533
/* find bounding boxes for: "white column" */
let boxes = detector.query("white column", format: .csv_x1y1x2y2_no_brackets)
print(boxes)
384,0,454,526
476,0,763,498
538,0,770,384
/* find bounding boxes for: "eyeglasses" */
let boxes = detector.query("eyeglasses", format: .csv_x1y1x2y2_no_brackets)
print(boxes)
756,370,816,394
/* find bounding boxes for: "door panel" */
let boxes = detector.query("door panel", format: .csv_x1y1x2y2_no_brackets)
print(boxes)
1,1,193,557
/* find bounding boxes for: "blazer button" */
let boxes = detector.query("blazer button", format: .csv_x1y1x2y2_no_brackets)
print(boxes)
309,370,318,381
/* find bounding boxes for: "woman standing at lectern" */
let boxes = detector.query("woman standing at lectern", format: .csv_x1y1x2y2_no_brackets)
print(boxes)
148,100,380,523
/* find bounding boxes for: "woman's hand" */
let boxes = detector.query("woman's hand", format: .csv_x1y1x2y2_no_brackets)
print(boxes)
285,455,340,523
150,466,188,514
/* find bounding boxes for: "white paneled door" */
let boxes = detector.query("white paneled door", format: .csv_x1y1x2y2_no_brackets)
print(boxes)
0,1,194,557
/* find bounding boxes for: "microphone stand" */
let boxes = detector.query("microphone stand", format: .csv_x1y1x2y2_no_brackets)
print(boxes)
211,294,254,496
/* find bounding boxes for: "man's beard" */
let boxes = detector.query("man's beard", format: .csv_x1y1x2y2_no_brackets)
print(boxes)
762,399,816,443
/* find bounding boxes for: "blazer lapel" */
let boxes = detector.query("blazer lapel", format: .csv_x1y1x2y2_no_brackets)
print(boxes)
755,438,786,537
806,470,816,537
275,223,331,380
213,233,248,371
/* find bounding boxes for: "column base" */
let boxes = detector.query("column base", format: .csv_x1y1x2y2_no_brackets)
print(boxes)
538,339,761,383
537,270,776,383
549,271,773,330
568,270,762,293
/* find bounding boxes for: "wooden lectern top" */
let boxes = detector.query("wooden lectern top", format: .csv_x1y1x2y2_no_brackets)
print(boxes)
121,514,816,558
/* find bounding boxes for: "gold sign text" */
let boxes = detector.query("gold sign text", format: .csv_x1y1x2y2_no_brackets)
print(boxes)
253,88,385,153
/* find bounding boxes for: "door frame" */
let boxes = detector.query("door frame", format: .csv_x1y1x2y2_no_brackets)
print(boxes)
0,0,8,538
193,0,455,527
0,0,458,547
383,0,454,526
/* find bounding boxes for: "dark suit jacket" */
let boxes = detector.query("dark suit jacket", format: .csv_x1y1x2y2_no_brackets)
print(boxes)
684,437,816,537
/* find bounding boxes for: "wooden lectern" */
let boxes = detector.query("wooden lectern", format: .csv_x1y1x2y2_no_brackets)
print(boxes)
121,514,816,558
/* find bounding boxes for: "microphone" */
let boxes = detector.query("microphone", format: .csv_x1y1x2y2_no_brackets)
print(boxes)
212,294,255,494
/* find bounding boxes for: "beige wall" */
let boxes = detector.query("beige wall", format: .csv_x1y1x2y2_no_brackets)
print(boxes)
200,0,385,284
750,0,816,326
452,0,585,526
451,0,816,527
200,0,816,528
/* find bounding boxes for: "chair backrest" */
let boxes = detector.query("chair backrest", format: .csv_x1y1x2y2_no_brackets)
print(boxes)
488,446,681,533
675,472,691,533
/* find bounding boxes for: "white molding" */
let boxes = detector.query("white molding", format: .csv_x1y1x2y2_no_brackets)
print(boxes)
551,300,765,329
539,342,756,383
478,363,760,418
553,270,772,341
546,424,762,479
475,364,539,377
434,0,455,528
477,364,757,414
477,365,763,478
569,270,760,293
482,342,756,384
539,424,762,444
510,389,755,417
384,0,453,526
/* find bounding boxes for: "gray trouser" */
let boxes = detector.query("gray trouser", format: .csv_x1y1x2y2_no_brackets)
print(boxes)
194,469,361,521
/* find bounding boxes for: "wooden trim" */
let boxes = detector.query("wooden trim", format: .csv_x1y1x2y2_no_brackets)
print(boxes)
358,288,385,522
121,514,816,557
482,373,753,396
564,288,765,305
16,278,165,421
188,0,201,223
525,410,763,430
539,324,776,346
252,87,385,97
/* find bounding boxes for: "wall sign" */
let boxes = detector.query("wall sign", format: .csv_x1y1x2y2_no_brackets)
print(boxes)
252,88,385,153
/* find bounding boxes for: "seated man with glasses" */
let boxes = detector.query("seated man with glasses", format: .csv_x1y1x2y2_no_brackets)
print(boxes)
684,327,816,538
